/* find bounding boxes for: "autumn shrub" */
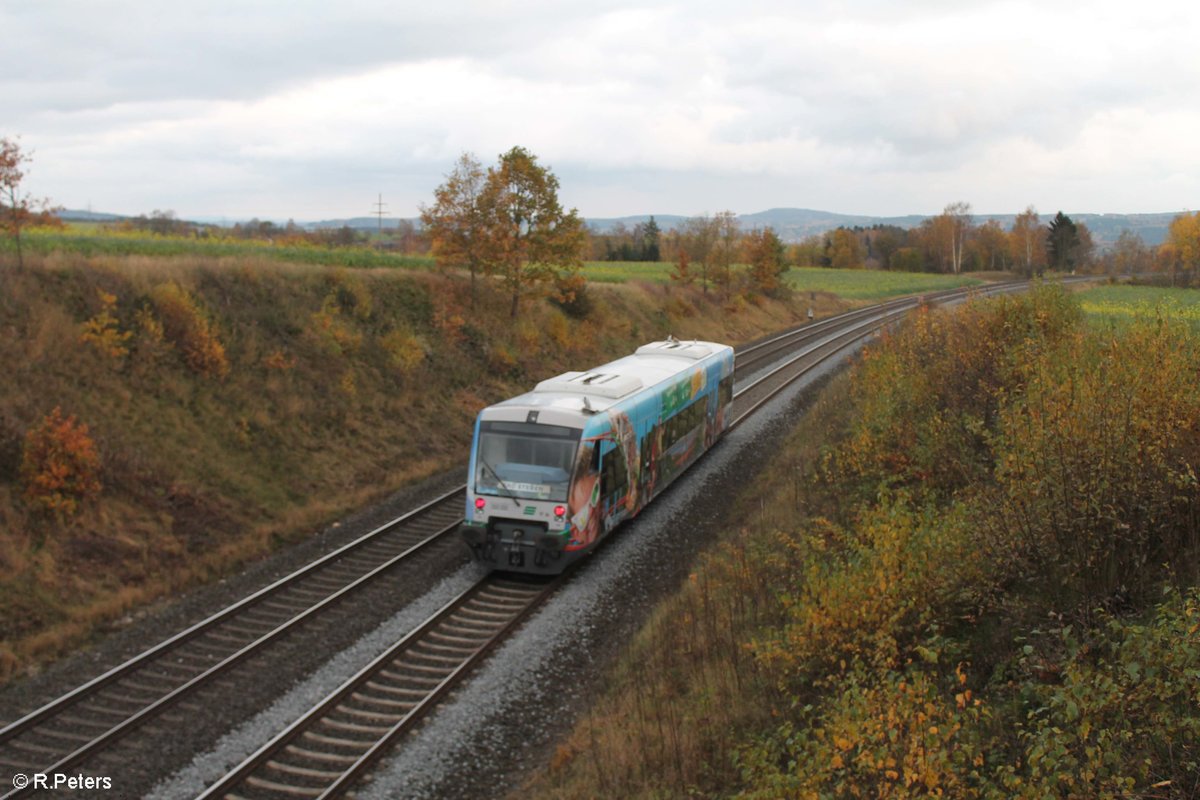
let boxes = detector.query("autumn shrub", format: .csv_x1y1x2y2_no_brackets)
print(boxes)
20,407,102,519
988,318,1200,612
991,588,1200,798
308,290,364,356
828,284,1081,505
149,281,229,378
78,289,132,360
737,663,991,800
751,498,1002,735
751,292,1200,797
379,328,425,373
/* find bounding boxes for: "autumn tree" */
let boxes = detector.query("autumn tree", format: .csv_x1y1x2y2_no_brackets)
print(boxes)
973,219,1010,271
828,227,863,269
1046,211,1081,272
1074,221,1095,271
711,210,740,298
1165,211,1200,287
420,152,489,303
789,235,824,267
1106,230,1152,277
743,226,787,295
681,214,717,294
1010,205,1044,277
669,247,694,286
477,146,586,318
1,137,54,270
868,225,904,270
927,201,972,273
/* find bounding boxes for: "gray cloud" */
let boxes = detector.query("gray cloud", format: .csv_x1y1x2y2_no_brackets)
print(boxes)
3,0,1198,218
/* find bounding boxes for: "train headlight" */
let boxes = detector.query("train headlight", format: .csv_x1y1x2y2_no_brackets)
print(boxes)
475,497,486,510
554,505,566,518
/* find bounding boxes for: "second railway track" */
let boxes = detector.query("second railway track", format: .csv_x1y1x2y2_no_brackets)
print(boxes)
1,278,1072,798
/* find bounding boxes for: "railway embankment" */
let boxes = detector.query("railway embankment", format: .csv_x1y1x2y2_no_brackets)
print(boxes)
0,251,834,683
521,283,1200,798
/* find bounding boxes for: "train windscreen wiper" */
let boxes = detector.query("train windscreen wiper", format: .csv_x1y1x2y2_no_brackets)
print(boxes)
478,458,522,508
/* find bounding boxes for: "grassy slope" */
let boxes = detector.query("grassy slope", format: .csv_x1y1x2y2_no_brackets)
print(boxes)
0,249,842,682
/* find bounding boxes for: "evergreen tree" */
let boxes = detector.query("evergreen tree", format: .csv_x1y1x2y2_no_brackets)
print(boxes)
1046,211,1080,272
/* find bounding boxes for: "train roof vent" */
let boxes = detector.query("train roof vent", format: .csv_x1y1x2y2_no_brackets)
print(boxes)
533,371,644,399
635,339,712,360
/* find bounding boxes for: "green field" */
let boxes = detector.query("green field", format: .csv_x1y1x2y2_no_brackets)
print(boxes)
1076,284,1200,326
784,266,983,300
8,227,437,270
581,262,987,300
12,227,990,301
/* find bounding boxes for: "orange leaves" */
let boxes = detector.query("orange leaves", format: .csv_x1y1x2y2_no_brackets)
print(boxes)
149,281,229,378
20,407,102,519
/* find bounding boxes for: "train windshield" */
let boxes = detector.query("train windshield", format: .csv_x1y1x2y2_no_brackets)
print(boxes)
474,421,580,502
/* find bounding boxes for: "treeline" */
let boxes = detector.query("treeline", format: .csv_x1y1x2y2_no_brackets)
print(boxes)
796,204,1200,282
590,204,1200,286
114,210,432,254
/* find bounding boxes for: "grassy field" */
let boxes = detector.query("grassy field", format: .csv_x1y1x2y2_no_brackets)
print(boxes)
9,227,437,270
1076,284,1200,326
582,262,989,300
785,266,983,300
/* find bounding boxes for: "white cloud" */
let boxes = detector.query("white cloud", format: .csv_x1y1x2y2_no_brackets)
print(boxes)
5,0,1199,217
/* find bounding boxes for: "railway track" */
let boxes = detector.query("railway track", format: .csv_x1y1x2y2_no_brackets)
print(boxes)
0,491,465,799
191,279,1056,799
1,278,1072,797
196,574,560,800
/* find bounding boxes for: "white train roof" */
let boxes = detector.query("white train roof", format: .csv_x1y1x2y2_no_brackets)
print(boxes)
479,339,732,427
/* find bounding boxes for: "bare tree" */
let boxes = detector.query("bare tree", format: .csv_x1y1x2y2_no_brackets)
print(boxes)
682,214,717,294
1,137,54,270
943,201,973,274
711,210,740,298
1010,205,1043,277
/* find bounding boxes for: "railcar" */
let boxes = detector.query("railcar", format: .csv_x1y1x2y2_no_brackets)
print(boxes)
461,338,734,574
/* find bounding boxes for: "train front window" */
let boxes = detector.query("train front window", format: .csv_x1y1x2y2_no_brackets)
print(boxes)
475,421,580,502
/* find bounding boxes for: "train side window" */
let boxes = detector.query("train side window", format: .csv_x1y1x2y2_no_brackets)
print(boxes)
600,443,628,501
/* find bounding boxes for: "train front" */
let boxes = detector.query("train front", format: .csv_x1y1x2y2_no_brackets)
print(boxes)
460,405,590,574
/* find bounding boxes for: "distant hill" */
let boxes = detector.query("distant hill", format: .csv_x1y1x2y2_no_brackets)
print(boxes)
585,208,1177,248
59,209,129,223
58,207,1180,249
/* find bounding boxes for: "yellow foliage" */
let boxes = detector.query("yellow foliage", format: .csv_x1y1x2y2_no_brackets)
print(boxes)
380,329,426,373
149,282,230,378
79,289,132,359
309,292,363,356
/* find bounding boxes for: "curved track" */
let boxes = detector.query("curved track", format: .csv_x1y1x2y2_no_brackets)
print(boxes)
0,491,465,799
192,278,1063,799
1,278,1075,798
196,574,560,800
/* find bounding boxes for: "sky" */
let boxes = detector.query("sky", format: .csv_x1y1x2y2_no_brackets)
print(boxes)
3,0,1198,221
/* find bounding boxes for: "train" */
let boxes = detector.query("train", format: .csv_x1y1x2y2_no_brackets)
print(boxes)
460,338,735,574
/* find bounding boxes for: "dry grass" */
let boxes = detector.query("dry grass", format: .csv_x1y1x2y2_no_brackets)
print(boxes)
0,251,821,682
516,371,855,799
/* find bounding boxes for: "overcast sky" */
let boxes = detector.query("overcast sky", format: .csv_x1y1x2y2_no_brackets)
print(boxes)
3,0,1198,221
